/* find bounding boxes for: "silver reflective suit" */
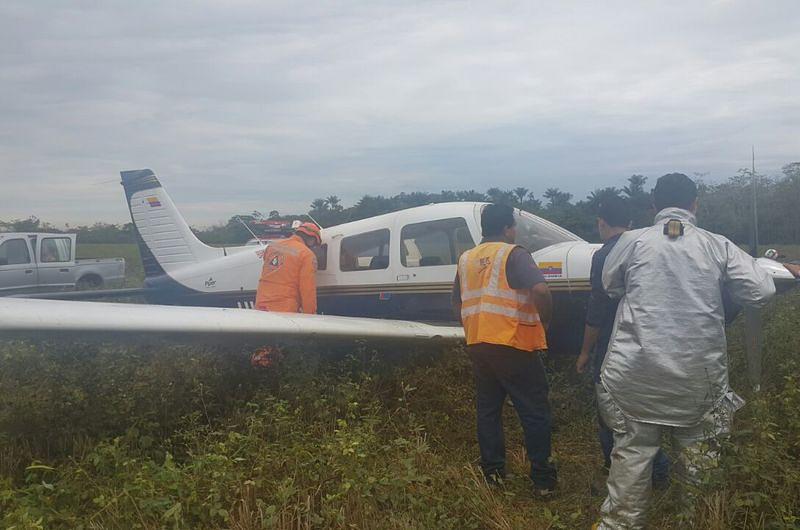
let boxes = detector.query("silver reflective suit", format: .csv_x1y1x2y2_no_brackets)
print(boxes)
596,207,775,529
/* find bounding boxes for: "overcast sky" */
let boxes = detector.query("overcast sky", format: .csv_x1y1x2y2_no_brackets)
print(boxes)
1,1,798,226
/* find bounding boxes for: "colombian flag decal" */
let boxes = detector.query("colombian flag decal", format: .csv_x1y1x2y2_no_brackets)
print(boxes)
146,196,162,208
538,261,563,278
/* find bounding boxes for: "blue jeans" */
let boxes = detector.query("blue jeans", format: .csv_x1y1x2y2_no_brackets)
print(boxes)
469,344,557,489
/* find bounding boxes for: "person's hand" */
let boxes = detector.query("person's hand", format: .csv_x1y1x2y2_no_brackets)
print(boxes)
576,351,591,374
784,262,800,279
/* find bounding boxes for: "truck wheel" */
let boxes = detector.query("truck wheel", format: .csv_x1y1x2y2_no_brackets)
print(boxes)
76,275,103,290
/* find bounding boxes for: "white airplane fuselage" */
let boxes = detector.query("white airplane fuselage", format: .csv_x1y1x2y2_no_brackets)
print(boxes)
121,169,796,353
122,169,599,350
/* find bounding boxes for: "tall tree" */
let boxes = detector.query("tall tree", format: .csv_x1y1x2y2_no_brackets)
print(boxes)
543,188,572,208
309,198,328,211
513,187,529,204
325,195,343,211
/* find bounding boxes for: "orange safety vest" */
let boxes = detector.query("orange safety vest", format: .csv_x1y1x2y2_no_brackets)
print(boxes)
255,235,318,314
457,242,547,351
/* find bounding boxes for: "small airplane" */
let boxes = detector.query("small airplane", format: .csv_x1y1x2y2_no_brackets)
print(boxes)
117,169,600,350
0,168,795,351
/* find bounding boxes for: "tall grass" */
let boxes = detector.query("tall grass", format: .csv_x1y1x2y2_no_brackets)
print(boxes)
1,291,798,528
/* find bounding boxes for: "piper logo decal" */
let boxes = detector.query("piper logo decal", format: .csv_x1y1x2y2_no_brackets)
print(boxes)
538,261,563,278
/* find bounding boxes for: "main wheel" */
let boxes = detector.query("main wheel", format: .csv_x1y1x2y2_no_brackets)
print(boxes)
76,274,103,290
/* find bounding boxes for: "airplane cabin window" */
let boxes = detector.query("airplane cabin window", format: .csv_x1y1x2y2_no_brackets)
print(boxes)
513,210,581,252
314,243,328,271
0,239,31,266
40,237,72,263
401,217,475,268
340,229,390,272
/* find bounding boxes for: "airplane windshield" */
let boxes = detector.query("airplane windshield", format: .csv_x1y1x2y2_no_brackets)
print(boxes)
513,210,581,252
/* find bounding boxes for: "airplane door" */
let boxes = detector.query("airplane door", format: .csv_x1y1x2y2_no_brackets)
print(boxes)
392,214,477,321
36,236,75,290
0,238,37,294
323,228,396,318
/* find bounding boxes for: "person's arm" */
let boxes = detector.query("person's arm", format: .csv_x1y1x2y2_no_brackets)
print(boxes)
576,325,600,373
506,247,551,328
601,233,636,298
577,251,606,372
451,272,462,323
784,262,800,278
299,251,318,314
531,282,552,330
724,240,776,308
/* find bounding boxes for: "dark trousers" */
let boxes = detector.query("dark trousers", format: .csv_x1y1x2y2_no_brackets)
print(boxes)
468,343,557,489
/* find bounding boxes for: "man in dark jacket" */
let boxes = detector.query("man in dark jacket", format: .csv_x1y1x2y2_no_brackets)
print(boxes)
576,196,669,490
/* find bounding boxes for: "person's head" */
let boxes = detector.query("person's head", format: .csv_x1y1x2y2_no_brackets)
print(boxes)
653,173,698,213
595,196,631,242
481,203,516,244
295,222,321,248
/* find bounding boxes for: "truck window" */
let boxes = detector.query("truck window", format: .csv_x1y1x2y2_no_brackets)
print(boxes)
0,239,31,266
340,229,390,271
401,217,474,267
41,237,72,263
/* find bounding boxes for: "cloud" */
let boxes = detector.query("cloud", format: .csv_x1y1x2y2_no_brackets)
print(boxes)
1,0,799,225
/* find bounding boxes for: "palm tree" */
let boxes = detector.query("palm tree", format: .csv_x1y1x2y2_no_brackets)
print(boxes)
543,188,572,208
309,198,328,211
325,195,342,211
513,187,529,204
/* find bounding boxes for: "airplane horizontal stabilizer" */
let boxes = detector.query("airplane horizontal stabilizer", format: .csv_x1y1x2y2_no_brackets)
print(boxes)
0,298,464,344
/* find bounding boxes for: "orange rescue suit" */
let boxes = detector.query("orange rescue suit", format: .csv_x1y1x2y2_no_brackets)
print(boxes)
255,235,318,314
457,242,547,352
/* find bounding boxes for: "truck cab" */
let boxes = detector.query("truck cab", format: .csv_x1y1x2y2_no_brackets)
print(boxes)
0,233,125,294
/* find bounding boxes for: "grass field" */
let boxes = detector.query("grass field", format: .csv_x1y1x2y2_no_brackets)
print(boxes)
76,243,144,287
5,241,794,527
0,289,798,528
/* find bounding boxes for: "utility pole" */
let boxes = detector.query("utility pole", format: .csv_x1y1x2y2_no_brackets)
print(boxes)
745,145,762,391
751,145,759,258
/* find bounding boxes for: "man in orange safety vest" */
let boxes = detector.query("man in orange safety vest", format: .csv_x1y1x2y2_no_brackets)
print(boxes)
255,222,321,314
452,203,557,496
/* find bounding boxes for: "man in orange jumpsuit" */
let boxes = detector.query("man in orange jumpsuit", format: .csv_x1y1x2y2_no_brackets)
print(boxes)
255,222,321,314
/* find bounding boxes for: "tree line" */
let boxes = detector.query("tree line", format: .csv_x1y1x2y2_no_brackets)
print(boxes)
2,162,798,246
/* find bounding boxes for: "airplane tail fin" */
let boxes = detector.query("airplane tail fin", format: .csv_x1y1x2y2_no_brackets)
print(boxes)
120,169,223,278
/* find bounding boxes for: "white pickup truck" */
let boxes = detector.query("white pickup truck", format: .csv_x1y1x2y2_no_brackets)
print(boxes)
0,233,126,295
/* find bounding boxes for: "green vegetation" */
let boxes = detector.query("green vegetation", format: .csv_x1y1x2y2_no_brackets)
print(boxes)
1,291,798,528
3,162,799,248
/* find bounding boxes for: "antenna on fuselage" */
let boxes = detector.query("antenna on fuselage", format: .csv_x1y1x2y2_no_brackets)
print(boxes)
235,216,266,247
304,212,322,228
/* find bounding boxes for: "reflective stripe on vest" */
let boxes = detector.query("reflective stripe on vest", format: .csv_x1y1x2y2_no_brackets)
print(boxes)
458,241,547,351
460,302,541,324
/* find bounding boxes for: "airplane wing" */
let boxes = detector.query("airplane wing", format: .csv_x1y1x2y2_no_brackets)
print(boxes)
0,298,464,344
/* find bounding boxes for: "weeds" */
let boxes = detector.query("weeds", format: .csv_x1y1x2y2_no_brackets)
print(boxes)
1,291,799,528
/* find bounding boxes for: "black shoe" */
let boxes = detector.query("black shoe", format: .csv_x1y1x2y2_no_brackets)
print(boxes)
483,470,506,487
532,484,557,498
